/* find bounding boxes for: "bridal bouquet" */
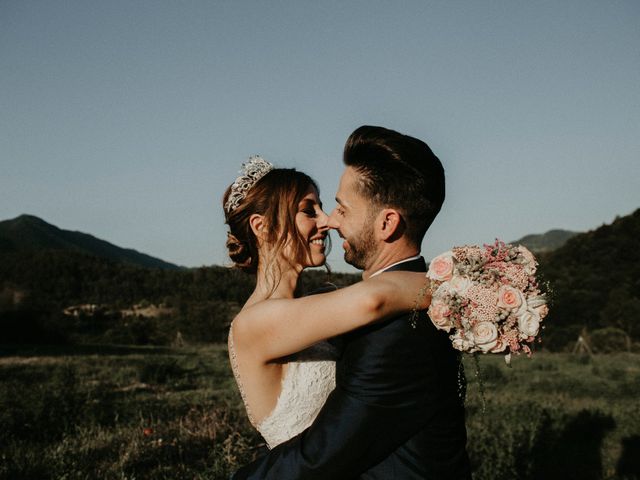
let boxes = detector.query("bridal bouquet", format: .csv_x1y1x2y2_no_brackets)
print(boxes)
426,240,548,360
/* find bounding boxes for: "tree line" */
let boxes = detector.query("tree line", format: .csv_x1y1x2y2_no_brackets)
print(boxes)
0,249,357,345
1,208,638,350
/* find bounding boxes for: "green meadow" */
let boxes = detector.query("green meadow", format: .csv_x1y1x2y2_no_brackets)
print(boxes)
0,346,638,480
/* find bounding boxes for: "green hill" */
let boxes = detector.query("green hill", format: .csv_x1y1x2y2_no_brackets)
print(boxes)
514,229,580,253
0,214,182,270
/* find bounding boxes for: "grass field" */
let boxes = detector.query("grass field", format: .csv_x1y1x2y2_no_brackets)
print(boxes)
0,345,639,479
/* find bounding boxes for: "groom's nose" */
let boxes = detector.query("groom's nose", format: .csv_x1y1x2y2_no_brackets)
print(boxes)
327,209,340,230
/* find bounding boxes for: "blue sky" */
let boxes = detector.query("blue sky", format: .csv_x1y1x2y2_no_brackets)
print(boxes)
1,1,638,272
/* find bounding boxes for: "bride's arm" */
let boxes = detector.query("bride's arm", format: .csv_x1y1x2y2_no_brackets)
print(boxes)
232,272,430,362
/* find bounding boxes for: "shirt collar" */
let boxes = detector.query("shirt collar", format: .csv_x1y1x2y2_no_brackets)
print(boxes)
368,254,422,278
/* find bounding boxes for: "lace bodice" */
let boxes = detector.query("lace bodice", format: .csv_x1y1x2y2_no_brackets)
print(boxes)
228,329,337,448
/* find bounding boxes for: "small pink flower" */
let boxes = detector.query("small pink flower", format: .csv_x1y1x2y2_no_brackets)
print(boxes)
490,338,508,353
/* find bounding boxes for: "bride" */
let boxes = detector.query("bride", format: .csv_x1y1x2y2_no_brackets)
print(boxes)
223,156,430,448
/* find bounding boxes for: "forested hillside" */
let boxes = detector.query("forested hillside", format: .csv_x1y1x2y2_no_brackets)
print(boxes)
0,247,357,345
538,209,640,349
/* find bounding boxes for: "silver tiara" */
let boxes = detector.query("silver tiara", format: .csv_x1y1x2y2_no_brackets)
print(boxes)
224,156,274,213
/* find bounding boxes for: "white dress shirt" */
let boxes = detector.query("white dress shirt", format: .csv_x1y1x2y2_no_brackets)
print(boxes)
368,254,422,278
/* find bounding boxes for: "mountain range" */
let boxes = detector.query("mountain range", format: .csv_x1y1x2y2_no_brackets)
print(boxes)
513,229,580,253
0,215,182,270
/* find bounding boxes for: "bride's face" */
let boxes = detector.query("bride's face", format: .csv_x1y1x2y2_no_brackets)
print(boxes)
287,189,329,269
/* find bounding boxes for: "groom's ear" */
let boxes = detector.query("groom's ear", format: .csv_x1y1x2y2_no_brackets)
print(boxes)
378,208,403,241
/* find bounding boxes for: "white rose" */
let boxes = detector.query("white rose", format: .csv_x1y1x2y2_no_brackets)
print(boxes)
448,275,472,296
525,296,549,320
433,282,451,300
517,245,537,275
451,331,475,352
527,295,546,309
517,309,541,337
471,321,499,352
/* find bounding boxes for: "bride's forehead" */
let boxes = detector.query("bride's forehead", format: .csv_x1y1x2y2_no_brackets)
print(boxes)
300,189,320,203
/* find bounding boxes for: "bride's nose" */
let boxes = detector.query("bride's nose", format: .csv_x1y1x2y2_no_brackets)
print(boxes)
317,209,329,231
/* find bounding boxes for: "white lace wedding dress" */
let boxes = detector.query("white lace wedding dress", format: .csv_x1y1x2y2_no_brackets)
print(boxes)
228,328,337,448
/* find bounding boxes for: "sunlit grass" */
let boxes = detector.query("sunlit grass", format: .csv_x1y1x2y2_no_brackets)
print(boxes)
1,346,638,479
0,344,262,480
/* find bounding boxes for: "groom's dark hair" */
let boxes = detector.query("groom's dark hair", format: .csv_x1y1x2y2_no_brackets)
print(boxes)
343,125,445,246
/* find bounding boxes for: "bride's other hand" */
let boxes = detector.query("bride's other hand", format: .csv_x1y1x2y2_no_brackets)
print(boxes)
232,271,431,362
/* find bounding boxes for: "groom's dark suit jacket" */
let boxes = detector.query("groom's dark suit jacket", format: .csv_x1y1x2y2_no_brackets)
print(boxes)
233,257,471,479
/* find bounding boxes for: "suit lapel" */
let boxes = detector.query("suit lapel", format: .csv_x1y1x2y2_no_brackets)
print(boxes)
381,256,427,274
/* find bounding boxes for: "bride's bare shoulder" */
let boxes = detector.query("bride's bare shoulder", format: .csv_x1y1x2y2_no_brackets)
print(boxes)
231,299,279,342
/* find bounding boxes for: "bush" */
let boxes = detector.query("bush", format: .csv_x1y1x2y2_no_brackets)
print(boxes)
590,327,632,353
467,406,617,480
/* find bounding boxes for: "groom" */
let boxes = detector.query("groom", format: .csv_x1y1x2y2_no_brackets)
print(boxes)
233,126,471,479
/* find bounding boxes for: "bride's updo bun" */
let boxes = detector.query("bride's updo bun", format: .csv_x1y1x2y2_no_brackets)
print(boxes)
223,163,319,274
225,232,252,271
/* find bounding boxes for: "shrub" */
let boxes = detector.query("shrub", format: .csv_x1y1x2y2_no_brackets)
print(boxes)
590,327,632,353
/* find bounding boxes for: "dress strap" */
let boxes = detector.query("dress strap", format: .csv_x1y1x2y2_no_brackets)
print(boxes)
228,324,257,427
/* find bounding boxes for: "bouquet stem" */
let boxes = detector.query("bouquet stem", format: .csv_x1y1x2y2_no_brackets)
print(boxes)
473,353,487,415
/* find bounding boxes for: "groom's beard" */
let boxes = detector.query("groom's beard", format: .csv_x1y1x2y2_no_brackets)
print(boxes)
343,222,376,270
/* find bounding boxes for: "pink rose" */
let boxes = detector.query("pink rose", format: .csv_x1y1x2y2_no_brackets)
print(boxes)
497,285,525,312
428,301,453,332
427,252,454,282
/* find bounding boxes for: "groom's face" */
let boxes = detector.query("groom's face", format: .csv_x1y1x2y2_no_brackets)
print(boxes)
329,167,377,270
